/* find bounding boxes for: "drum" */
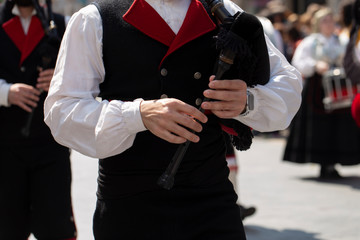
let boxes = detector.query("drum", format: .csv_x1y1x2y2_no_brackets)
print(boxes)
322,67,360,112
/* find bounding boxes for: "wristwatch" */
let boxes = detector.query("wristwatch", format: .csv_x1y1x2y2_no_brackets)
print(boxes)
240,89,254,116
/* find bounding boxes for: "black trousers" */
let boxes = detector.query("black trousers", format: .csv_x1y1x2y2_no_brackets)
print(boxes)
93,180,246,240
0,143,77,240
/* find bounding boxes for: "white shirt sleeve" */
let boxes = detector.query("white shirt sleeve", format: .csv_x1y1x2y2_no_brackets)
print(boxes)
291,36,317,78
45,3,302,159
0,79,11,107
44,5,147,159
234,35,302,132
224,0,302,132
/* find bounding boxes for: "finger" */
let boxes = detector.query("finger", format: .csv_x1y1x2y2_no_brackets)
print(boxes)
176,103,208,124
18,102,33,113
212,110,240,119
147,113,201,144
162,131,187,144
149,123,188,144
209,79,247,90
201,100,239,112
21,86,41,96
38,68,54,77
37,76,51,84
175,113,203,133
149,120,192,144
24,98,38,108
167,122,200,143
37,76,52,86
158,113,201,143
25,91,41,102
36,83,50,91
203,89,242,101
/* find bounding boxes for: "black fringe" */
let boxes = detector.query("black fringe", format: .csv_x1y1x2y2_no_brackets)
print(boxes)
220,118,254,151
215,24,257,151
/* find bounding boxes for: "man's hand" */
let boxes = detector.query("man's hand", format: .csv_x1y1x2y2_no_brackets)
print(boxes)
201,75,248,118
8,83,41,112
36,68,54,91
140,98,208,144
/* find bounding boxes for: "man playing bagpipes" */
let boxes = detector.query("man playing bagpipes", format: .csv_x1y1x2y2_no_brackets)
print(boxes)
44,0,302,239
0,0,77,239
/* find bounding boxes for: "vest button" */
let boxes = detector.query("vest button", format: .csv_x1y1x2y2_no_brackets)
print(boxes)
194,72,202,79
160,94,168,99
160,68,168,77
195,98,202,106
20,66,26,72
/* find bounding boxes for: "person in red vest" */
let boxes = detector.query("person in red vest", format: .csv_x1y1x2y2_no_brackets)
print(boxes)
0,0,77,239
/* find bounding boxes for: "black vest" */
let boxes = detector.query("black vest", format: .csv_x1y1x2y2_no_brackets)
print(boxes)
0,4,65,146
95,0,270,198
95,0,233,198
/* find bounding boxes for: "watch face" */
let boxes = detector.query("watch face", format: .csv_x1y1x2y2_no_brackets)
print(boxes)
247,90,254,111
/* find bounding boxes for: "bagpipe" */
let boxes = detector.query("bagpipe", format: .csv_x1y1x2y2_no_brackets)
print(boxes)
21,0,62,137
157,0,270,190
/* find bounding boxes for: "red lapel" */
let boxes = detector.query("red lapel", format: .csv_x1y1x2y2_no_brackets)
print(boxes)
123,0,216,66
2,16,44,65
165,0,216,61
123,0,175,46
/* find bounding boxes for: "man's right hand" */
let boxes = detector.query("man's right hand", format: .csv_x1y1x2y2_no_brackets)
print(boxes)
140,98,208,144
8,83,41,112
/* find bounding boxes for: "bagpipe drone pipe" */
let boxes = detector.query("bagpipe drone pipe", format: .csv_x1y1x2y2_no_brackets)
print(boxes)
157,0,270,190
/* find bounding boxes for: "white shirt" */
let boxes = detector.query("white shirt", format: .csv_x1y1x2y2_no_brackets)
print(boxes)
44,0,302,159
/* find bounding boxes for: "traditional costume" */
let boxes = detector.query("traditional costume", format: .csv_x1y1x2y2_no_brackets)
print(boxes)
44,0,302,239
0,1,77,239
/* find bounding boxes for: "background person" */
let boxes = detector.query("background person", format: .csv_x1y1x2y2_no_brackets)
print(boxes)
0,0,77,239
284,7,360,179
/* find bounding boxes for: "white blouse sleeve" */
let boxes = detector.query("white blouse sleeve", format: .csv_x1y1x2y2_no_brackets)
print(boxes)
44,5,146,159
291,36,317,78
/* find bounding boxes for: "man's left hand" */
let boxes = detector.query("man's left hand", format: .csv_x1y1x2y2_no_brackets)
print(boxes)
201,75,247,118
37,68,55,91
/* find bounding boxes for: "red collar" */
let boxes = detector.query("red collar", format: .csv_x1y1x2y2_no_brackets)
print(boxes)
123,0,216,65
2,16,44,66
